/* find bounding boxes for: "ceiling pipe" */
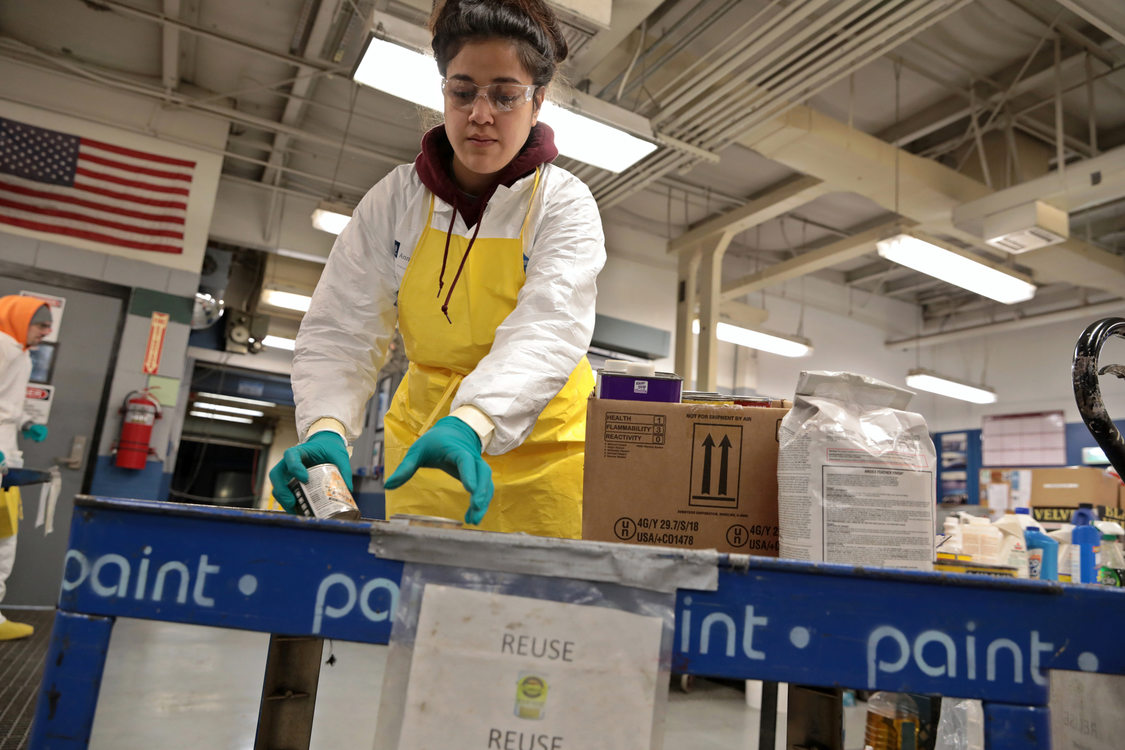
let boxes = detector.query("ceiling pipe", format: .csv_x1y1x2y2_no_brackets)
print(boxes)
885,299,1125,349
704,0,972,146
88,0,341,73
586,0,970,206
667,0,892,133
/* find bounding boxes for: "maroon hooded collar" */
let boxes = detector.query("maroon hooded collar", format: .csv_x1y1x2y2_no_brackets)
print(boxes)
412,123,558,322
413,122,558,229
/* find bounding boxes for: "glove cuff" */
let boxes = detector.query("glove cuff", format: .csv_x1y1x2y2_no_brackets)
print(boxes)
450,406,494,453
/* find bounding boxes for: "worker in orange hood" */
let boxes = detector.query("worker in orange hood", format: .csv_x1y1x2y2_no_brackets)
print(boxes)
0,295,52,640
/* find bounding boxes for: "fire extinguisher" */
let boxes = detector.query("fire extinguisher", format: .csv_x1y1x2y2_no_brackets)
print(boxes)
115,390,162,470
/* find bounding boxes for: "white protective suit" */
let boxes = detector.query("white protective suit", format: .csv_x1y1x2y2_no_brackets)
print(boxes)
0,330,33,620
293,161,605,451
0,332,32,470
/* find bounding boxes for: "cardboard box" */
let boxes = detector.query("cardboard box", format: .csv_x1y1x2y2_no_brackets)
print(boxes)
979,466,1120,512
582,398,787,555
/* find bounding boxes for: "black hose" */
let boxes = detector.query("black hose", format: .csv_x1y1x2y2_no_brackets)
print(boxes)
1073,317,1125,477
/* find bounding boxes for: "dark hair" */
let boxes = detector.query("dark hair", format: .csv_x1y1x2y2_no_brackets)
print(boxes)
430,0,569,87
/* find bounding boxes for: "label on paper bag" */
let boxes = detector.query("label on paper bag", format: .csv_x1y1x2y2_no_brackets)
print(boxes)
396,585,663,750
821,466,934,568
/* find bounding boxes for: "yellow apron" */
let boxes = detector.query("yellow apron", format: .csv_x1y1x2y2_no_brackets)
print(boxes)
0,487,21,538
384,171,593,538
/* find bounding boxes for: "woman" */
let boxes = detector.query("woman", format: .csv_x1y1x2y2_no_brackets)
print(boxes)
270,0,605,538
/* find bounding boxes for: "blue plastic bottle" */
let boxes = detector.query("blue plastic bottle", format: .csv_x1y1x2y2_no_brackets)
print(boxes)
1071,504,1100,584
1025,526,1058,580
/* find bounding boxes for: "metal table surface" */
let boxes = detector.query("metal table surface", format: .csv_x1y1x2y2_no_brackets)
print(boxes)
30,496,1125,749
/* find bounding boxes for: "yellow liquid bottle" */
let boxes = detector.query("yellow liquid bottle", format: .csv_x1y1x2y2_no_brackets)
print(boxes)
863,691,918,750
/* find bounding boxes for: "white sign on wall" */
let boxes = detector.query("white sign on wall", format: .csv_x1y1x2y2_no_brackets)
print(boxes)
396,584,664,750
24,384,54,423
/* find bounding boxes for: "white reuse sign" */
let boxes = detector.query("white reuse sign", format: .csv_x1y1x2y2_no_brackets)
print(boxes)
1050,670,1125,750
396,584,664,750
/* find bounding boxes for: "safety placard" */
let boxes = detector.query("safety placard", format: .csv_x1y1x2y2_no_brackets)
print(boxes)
689,423,742,508
395,584,663,750
24,384,54,423
143,312,170,375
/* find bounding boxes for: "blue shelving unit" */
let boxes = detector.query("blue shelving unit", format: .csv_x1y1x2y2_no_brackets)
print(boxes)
31,496,1125,749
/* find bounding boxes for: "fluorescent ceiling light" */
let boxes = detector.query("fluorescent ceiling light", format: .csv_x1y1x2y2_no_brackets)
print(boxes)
353,37,444,111
189,410,255,424
311,201,353,235
875,234,1036,305
192,402,266,417
905,368,997,404
537,101,657,174
262,335,296,351
352,37,657,173
693,319,812,358
261,289,312,313
197,391,276,408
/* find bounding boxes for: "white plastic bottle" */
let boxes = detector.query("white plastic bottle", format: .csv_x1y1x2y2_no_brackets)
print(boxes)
1048,525,1075,582
993,513,1029,577
940,516,962,554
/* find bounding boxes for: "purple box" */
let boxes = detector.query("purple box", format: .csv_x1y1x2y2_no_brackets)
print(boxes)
596,372,683,403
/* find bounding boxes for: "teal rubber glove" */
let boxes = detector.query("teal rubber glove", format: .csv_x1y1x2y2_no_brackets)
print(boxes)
268,431,352,514
384,416,494,525
21,424,47,442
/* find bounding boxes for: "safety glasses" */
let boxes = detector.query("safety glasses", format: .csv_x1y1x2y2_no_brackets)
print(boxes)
441,78,537,112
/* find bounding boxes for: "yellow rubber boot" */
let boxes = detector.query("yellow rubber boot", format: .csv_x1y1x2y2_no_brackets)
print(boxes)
0,619,34,640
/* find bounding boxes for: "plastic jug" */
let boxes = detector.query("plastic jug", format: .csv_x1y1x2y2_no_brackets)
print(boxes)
1025,526,1059,581
993,514,1029,577
1071,504,1101,584
940,517,962,554
1048,526,1074,582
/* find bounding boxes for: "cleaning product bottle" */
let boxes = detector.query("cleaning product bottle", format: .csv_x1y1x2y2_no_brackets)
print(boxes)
1070,504,1101,584
1048,526,1074,582
993,513,1029,577
961,516,1002,563
940,516,963,554
1094,520,1125,586
864,691,919,750
1014,507,1035,529
1025,526,1059,581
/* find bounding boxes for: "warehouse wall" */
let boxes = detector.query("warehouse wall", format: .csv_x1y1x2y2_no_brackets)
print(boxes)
0,64,229,500
0,231,197,499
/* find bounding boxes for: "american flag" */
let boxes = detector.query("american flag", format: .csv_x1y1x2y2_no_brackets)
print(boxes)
0,117,196,254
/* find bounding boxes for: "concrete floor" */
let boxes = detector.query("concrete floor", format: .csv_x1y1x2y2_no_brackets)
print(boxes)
86,618,870,749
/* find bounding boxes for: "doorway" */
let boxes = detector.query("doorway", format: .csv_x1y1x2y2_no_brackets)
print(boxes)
0,262,127,606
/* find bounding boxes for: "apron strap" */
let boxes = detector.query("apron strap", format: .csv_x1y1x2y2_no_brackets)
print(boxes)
418,371,464,435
